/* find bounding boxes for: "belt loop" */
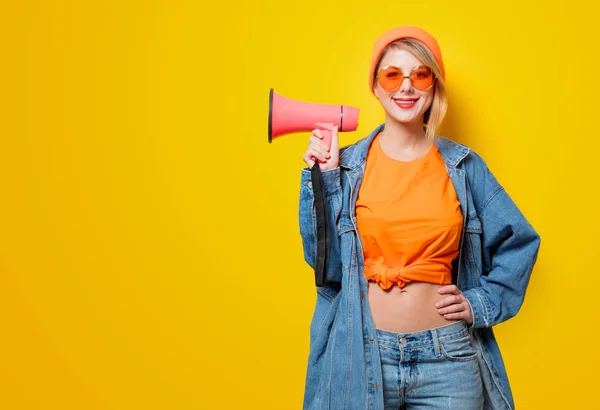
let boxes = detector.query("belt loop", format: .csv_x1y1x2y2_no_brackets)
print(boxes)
431,329,441,357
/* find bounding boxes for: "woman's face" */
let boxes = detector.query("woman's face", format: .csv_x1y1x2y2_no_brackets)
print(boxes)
373,48,435,125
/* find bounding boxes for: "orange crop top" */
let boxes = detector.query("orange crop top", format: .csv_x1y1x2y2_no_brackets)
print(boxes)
356,133,463,290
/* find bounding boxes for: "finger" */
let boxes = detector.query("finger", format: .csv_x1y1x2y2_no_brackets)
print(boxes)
302,152,315,168
309,139,330,152
302,146,325,165
438,285,460,295
314,143,332,158
309,136,330,152
435,295,462,308
331,125,339,148
312,129,323,139
437,303,465,315
441,312,467,320
307,147,329,163
327,125,339,157
308,145,331,161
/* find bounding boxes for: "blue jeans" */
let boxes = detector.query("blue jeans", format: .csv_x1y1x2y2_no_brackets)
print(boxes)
376,320,483,409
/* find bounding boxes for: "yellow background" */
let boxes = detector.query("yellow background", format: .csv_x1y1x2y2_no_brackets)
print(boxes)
0,1,597,409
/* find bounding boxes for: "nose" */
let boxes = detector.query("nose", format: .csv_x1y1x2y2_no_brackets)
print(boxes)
399,76,413,93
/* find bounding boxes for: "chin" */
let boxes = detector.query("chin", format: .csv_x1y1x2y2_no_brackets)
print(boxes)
393,116,418,124
388,112,422,125
383,103,423,123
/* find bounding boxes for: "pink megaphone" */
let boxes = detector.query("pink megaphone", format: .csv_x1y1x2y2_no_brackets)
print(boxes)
268,88,360,149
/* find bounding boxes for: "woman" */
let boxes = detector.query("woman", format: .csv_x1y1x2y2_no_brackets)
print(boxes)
298,26,540,410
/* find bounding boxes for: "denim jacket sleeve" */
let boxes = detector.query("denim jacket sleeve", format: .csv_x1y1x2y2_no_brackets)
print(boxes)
298,166,344,283
462,155,541,329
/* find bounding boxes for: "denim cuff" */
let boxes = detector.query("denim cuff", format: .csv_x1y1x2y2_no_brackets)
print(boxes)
301,167,341,196
463,288,492,329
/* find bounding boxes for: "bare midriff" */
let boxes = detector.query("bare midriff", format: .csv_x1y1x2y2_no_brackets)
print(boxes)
367,281,458,333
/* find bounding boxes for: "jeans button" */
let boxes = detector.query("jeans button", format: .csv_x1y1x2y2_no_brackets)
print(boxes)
399,337,407,344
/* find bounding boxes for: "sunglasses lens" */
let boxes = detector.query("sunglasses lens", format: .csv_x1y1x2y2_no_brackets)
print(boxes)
410,66,434,90
377,67,403,91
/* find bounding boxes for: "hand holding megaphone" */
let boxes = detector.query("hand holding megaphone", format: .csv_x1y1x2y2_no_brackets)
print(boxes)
302,125,339,171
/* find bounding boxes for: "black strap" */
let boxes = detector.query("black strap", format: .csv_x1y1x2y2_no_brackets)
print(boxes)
310,163,329,287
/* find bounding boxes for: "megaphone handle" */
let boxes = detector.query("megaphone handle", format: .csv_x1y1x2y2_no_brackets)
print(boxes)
315,123,334,163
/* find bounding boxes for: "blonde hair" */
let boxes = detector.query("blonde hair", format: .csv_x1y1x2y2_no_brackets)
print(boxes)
374,38,448,141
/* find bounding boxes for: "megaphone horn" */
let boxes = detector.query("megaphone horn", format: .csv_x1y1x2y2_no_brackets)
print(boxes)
268,88,359,149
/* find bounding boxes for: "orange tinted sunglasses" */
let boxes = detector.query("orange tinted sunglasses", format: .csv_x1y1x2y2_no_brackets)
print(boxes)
376,65,436,92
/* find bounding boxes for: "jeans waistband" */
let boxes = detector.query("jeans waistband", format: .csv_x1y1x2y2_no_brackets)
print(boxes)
375,320,470,349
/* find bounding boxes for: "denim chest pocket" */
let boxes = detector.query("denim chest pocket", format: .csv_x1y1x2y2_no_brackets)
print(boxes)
465,215,483,275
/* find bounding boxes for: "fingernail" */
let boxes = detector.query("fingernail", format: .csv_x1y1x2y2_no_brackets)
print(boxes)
435,303,440,308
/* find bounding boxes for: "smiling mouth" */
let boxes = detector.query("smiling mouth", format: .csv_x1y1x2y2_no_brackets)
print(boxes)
393,98,419,109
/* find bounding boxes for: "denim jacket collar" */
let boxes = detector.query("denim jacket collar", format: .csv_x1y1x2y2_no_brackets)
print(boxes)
339,123,471,171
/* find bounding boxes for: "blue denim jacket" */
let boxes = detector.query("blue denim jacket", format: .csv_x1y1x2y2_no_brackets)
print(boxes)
298,124,541,410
